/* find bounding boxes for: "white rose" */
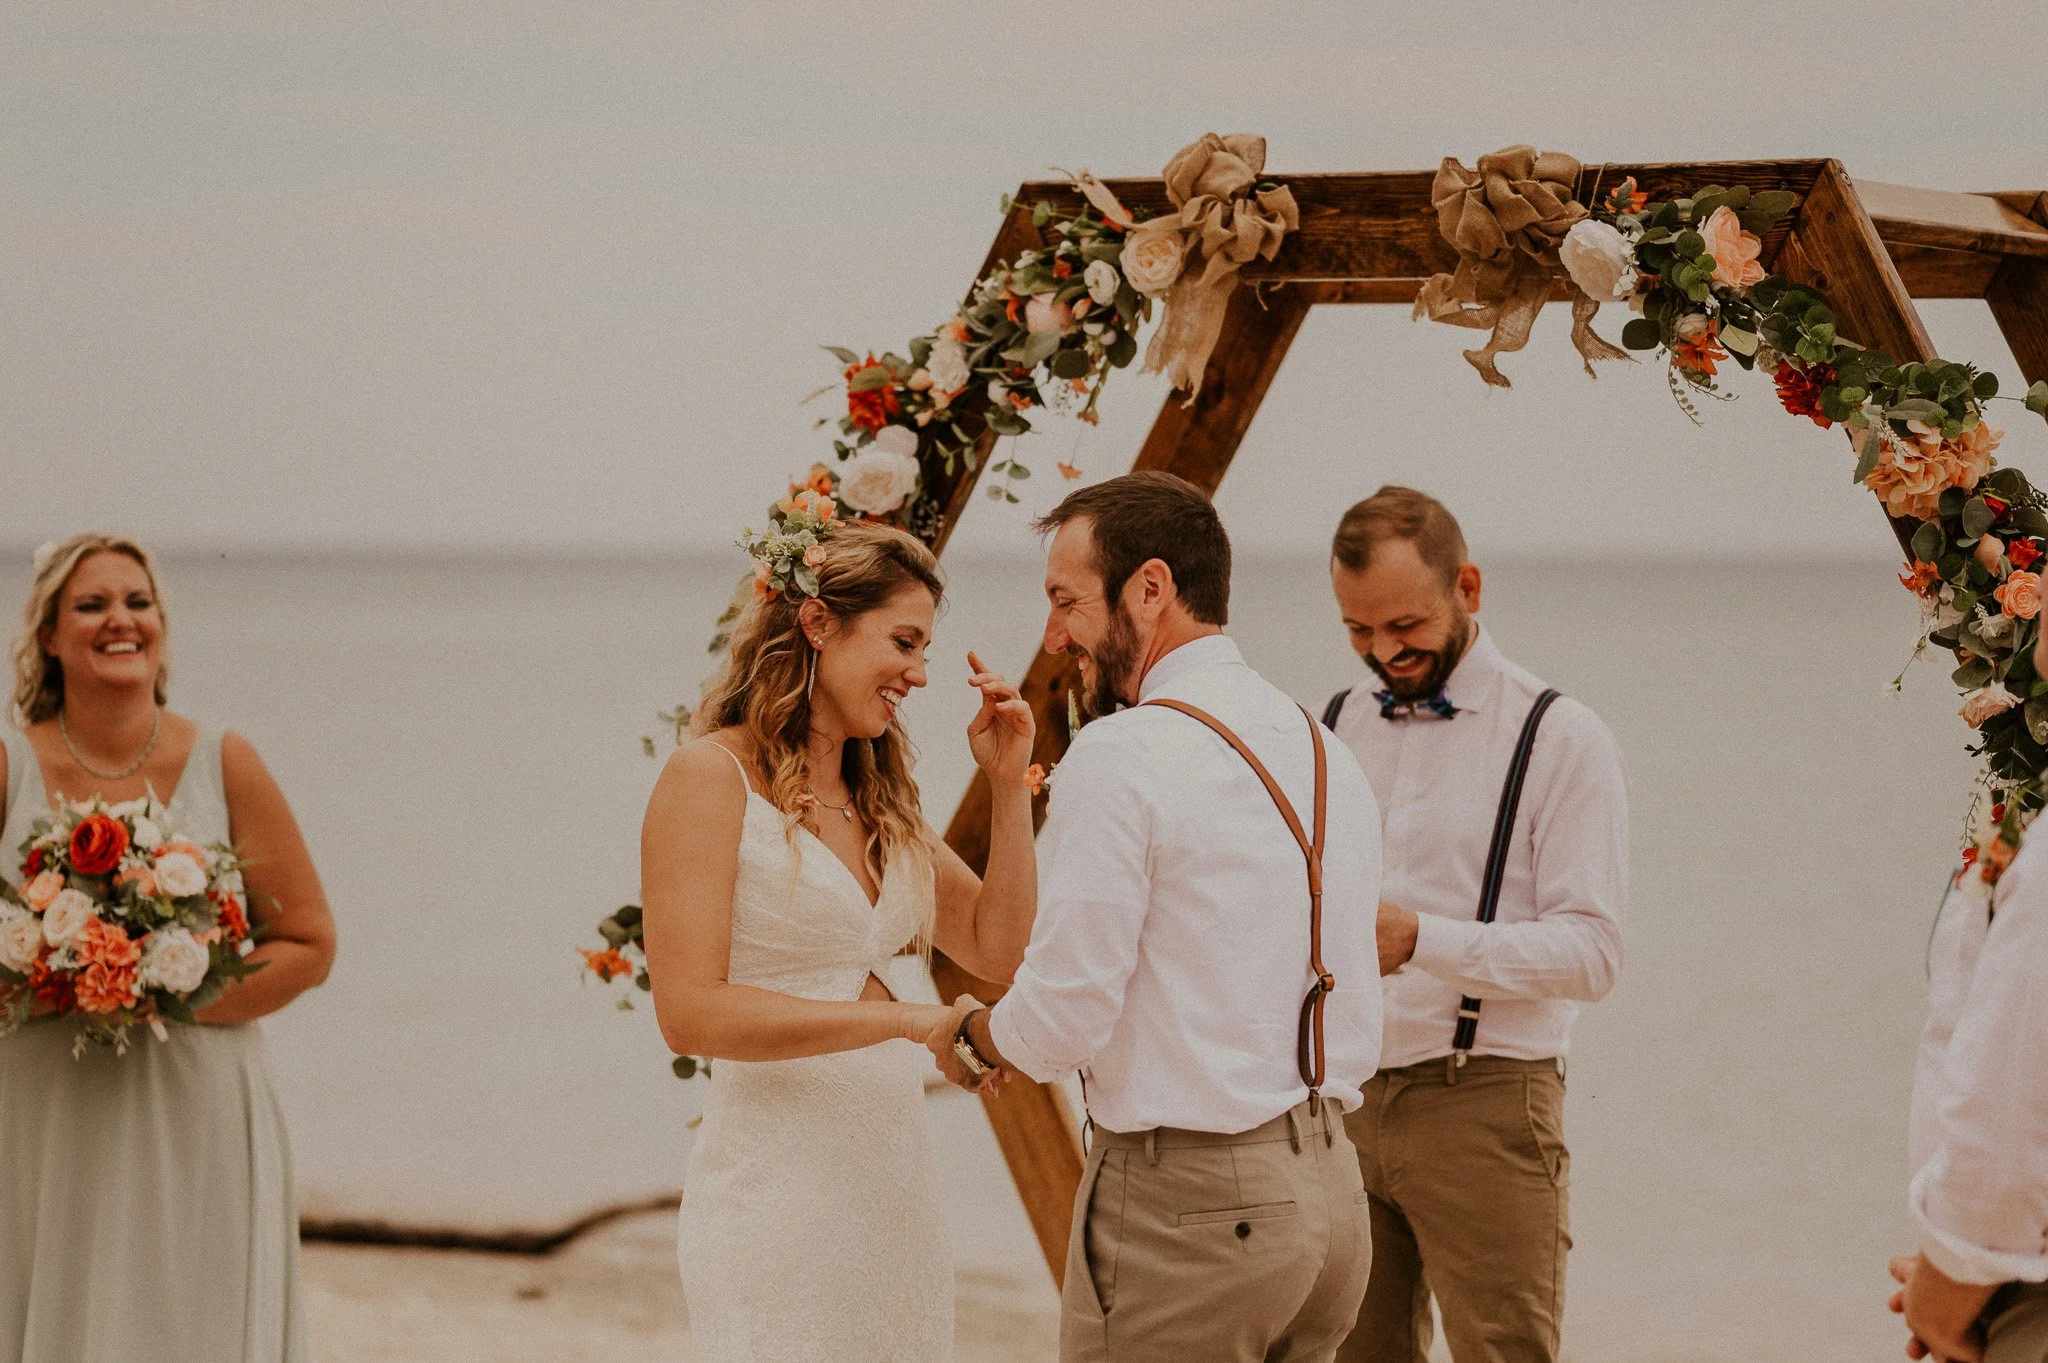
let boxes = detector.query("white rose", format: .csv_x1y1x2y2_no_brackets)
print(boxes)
109,798,146,819
926,337,971,394
215,868,245,897
154,851,208,899
139,926,211,996
835,430,923,516
1559,220,1638,303
1084,259,1121,306
1118,224,1186,297
0,907,42,973
42,888,96,947
130,815,162,852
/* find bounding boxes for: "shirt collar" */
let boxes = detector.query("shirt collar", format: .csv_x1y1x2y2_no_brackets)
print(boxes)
1440,625,1503,715
1137,633,1242,702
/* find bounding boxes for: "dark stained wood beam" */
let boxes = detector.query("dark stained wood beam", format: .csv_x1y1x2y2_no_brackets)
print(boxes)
1008,161,1828,285
1987,192,2048,388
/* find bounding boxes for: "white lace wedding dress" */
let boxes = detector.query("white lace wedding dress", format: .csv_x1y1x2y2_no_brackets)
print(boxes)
676,759,954,1361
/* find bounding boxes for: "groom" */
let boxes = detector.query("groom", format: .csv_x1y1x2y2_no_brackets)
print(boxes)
935,472,1386,1362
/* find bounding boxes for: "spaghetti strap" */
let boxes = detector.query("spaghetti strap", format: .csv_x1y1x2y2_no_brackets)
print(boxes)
704,739,754,794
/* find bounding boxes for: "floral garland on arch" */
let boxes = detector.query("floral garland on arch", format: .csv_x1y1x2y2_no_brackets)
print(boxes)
1417,146,2048,891
705,133,1297,651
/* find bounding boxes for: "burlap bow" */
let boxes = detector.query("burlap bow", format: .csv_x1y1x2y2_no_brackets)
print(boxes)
1415,145,1629,388
1117,134,1298,399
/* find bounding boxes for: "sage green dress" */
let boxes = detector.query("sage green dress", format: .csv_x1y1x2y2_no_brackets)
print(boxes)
0,726,308,1363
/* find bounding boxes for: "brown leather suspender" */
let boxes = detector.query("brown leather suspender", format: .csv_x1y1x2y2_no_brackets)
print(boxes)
1140,699,1334,1093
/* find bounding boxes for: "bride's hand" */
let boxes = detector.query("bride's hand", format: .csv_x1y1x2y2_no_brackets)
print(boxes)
922,993,998,1094
965,651,1035,787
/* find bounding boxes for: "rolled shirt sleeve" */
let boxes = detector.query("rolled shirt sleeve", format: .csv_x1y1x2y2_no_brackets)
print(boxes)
988,726,1152,1084
1406,706,1628,1003
1910,851,2048,1285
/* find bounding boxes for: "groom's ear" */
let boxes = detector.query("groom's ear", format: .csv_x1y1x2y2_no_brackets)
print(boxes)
1126,557,1179,618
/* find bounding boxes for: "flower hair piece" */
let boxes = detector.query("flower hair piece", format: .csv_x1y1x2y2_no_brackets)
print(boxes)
740,489,839,600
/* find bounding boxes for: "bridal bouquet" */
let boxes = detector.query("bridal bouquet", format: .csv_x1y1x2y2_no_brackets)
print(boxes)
0,796,261,1052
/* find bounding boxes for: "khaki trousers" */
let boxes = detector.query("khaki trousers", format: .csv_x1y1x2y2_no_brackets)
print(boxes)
1336,1056,1571,1363
1060,1097,1373,1363
1987,1281,2048,1363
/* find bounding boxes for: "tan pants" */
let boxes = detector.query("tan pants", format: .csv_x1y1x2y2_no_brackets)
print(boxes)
1988,1281,2048,1363
1336,1056,1571,1363
1060,1097,1373,1363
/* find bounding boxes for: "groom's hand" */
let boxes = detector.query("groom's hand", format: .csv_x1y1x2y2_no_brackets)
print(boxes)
1890,1252,1995,1362
1376,901,1419,975
925,994,1006,1096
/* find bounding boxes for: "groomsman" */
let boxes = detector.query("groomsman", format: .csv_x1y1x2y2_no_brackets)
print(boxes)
1321,486,1628,1363
1889,624,2048,1361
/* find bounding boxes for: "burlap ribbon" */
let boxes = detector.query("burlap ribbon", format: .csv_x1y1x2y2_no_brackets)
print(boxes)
1414,145,1630,388
1120,134,1298,398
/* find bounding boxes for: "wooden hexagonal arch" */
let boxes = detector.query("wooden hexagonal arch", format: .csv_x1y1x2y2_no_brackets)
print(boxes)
922,159,2048,1284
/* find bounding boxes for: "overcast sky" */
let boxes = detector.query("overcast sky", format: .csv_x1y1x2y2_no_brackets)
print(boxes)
3,1,2044,562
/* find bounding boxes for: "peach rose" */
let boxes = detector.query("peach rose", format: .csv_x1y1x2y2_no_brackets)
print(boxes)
1960,682,2023,728
22,870,63,912
1975,535,2006,572
1701,206,1765,292
1996,571,2042,620
1024,296,1074,335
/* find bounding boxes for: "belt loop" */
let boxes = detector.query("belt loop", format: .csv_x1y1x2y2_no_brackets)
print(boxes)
1557,1055,1567,1082
1081,1115,1095,1156
1144,1128,1159,1166
1444,1054,1460,1086
1320,1095,1334,1147
1285,1104,1303,1154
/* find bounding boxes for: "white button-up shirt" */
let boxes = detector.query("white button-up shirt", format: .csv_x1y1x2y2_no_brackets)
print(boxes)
1331,628,1628,1069
1909,837,2048,1285
989,635,1384,1134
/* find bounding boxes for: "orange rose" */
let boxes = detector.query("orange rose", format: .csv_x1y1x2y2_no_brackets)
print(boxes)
1995,571,2042,620
68,814,129,877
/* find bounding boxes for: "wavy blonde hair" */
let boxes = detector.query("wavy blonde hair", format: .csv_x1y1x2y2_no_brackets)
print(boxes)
694,521,943,923
12,534,169,727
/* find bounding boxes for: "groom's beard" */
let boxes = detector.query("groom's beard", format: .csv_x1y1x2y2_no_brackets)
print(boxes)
1366,608,1475,700
1075,603,1142,722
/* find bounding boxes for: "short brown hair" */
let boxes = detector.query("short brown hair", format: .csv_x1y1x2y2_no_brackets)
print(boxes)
1034,472,1231,625
1330,486,1468,587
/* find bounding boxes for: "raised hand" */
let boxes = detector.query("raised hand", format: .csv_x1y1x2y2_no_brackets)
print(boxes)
965,651,1035,787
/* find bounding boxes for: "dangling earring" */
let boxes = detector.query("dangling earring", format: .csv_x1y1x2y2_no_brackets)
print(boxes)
805,636,818,705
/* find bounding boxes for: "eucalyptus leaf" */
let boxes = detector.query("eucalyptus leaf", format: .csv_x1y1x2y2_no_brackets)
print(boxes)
2026,697,2048,747
2028,380,2048,417
1964,497,1996,540
1621,318,1662,351
1955,658,1995,689
1910,520,1945,564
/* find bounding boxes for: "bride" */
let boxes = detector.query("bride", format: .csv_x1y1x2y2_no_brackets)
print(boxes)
640,515,1037,1361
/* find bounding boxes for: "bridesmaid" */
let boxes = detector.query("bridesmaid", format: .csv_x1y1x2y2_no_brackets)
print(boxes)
0,533,336,1363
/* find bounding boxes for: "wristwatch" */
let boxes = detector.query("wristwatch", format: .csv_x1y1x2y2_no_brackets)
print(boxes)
951,1007,998,1079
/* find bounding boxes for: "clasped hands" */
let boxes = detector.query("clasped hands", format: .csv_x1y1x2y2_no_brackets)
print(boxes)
1888,1252,1998,1362
923,994,1009,1097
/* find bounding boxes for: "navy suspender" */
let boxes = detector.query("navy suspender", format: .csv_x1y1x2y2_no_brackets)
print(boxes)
1450,688,1561,1063
1321,688,1351,730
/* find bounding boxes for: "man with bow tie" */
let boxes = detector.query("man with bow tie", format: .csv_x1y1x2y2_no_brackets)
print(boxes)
1320,486,1629,1363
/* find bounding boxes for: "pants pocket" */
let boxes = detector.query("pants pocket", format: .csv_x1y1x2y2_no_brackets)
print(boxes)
1522,1072,1571,1189
1176,1200,1300,1229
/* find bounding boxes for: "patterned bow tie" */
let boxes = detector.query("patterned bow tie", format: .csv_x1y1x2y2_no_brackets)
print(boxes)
1374,687,1458,721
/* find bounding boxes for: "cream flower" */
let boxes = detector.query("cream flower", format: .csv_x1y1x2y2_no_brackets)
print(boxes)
1024,296,1073,335
138,926,211,995
926,337,971,395
1961,682,2023,728
1559,220,1637,302
42,888,96,947
130,815,163,852
1701,206,1765,291
0,906,42,973
1119,224,1186,297
1084,259,1121,306
153,851,207,899
835,427,922,517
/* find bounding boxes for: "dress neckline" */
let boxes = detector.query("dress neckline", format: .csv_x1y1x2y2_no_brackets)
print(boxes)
709,740,882,911
15,724,202,816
